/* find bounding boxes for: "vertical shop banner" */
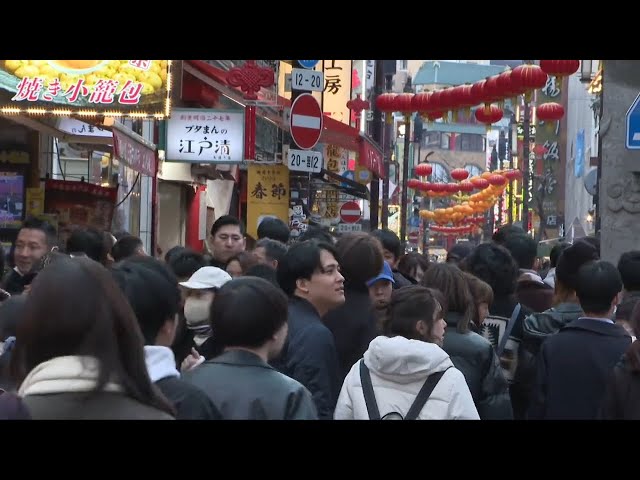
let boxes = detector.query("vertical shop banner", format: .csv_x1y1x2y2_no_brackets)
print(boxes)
44,180,118,244
0,60,171,118
247,164,290,239
322,60,352,125
26,187,44,217
535,75,564,234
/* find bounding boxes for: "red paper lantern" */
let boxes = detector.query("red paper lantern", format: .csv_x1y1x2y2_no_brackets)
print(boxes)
428,182,445,193
537,102,565,122
412,92,430,113
470,177,490,189
474,105,503,126
484,75,505,103
496,70,522,99
375,93,397,112
393,93,414,114
407,178,421,189
451,168,470,181
488,174,507,186
470,80,488,107
511,64,548,100
459,180,475,192
539,60,580,80
503,170,521,181
446,183,460,193
415,163,433,177
426,111,444,122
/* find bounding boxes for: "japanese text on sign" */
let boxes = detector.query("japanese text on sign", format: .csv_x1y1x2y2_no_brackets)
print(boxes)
287,149,323,173
12,77,144,105
166,109,245,163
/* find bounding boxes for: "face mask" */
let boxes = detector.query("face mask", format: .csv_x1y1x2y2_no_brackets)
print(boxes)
184,297,211,330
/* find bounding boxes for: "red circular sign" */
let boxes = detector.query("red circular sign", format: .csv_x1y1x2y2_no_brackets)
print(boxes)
340,201,361,224
289,93,323,150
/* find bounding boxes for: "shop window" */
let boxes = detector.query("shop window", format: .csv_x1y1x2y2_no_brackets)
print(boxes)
465,164,483,178
440,133,451,150
455,133,485,152
431,162,450,184
424,131,440,149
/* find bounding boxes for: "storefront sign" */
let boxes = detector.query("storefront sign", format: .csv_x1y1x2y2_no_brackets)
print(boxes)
247,164,290,239
0,60,172,118
58,118,112,137
166,108,245,164
322,60,352,125
358,137,385,178
44,180,118,243
112,129,156,177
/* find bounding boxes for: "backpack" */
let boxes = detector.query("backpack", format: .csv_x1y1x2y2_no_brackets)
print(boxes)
480,304,521,382
359,360,450,420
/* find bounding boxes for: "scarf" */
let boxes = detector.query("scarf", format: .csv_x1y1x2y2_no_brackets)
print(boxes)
18,355,123,397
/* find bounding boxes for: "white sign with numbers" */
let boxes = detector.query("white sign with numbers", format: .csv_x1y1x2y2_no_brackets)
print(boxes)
291,68,324,92
287,148,323,173
337,223,362,233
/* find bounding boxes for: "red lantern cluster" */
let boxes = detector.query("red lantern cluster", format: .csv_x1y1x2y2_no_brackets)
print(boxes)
415,163,433,177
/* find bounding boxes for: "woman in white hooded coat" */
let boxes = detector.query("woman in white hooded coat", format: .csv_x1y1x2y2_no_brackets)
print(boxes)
334,285,479,420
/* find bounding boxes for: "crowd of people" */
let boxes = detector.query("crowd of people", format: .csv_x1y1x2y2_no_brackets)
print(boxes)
0,214,638,420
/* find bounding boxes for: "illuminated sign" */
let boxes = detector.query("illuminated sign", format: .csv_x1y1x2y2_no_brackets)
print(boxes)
0,60,172,118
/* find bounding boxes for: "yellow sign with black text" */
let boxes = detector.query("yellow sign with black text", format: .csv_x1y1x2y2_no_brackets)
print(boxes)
247,163,290,239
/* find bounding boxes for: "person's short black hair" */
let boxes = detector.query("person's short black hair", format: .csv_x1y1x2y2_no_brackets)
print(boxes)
335,232,383,291
244,264,279,288
503,234,538,270
210,277,288,349
582,235,601,257
618,250,640,292
168,249,206,280
113,231,130,241
277,240,339,296
462,243,519,297
257,217,290,244
65,227,104,262
446,243,474,264
210,215,245,238
549,242,571,268
575,260,622,315
111,257,181,345
492,224,524,245
255,238,288,264
370,229,402,260
21,216,57,247
111,235,143,262
297,225,334,244
555,240,599,291
164,246,186,264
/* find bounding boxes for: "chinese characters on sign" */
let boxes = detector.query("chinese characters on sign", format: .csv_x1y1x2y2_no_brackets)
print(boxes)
322,60,352,125
166,109,245,163
0,60,170,117
246,164,290,239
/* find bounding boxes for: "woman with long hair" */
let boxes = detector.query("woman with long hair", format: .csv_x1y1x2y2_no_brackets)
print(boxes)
9,256,174,419
334,285,478,420
422,264,512,419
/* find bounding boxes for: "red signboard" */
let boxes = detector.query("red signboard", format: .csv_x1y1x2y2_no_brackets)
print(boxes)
359,136,385,179
289,93,323,150
112,129,157,177
340,201,361,224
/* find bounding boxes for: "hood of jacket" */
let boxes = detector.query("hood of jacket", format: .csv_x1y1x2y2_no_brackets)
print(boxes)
144,346,180,383
523,302,584,340
364,335,453,385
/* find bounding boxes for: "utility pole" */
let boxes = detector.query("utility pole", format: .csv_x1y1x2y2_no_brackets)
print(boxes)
508,116,514,224
399,76,413,249
370,60,385,231
381,61,396,230
497,129,506,226
521,61,532,234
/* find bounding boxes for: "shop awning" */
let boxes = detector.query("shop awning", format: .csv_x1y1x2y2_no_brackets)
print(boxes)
1,114,157,177
183,60,378,159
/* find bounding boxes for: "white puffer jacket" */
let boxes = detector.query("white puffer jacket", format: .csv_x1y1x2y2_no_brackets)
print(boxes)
334,336,480,420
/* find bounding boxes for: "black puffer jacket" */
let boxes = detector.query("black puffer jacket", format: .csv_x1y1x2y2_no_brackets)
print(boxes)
442,312,513,420
517,302,584,413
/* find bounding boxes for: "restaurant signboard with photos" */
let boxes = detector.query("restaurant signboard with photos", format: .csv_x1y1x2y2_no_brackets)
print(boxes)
165,108,245,163
0,60,172,118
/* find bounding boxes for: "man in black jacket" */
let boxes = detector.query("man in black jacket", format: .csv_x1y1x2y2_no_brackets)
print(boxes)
528,260,632,419
370,229,413,288
275,240,344,419
111,257,222,420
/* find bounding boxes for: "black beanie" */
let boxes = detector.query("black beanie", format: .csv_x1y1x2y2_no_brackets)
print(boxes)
555,240,600,291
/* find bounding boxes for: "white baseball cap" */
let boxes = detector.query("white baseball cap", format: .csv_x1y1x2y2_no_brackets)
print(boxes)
179,267,232,290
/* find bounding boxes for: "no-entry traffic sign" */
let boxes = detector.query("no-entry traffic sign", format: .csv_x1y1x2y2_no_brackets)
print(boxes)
289,93,323,150
340,201,361,224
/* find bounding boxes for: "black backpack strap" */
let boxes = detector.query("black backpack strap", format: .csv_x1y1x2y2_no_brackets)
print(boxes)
404,367,452,420
359,360,381,420
496,303,521,358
